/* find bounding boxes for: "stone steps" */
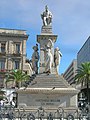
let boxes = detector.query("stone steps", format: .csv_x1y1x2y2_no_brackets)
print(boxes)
36,74,58,77
30,85,66,88
29,73,71,88
33,79,64,82
35,81,68,84
30,82,65,85
33,79,66,83
34,82,65,85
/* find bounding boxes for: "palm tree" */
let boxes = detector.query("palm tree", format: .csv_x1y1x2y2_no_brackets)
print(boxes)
6,69,30,88
75,62,90,104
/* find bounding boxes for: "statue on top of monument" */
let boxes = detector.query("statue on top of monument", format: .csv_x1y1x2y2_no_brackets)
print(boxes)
41,5,52,26
31,44,39,74
54,47,62,74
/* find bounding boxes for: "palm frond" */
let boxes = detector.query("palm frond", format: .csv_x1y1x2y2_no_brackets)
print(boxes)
5,69,30,88
75,62,90,84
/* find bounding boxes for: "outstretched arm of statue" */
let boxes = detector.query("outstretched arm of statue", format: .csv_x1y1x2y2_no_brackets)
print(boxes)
59,51,62,57
48,39,53,48
41,14,43,19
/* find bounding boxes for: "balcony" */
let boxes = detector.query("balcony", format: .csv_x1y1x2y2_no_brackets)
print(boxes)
0,69,7,74
13,51,21,56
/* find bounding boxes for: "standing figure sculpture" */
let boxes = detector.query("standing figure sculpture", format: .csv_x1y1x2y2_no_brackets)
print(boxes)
44,39,53,74
54,47,62,74
41,5,52,26
31,44,39,74
45,45,53,74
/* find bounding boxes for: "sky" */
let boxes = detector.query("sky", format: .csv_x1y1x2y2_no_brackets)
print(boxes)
0,0,90,74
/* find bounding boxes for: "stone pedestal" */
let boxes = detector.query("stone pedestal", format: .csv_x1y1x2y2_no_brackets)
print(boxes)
18,90,78,109
37,34,57,73
37,25,58,74
41,26,52,34
17,74,79,109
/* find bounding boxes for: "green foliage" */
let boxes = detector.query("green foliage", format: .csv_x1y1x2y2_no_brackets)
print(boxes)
0,90,4,94
6,69,30,88
75,62,90,84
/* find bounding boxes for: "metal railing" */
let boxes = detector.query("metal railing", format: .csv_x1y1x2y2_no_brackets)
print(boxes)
0,105,90,120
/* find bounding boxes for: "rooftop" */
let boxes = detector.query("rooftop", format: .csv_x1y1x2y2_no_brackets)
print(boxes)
0,28,27,35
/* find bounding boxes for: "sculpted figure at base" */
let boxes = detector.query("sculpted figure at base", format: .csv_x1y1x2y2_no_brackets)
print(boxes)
31,44,39,74
4,90,15,106
41,5,52,26
45,45,53,74
54,47,62,74
43,39,53,74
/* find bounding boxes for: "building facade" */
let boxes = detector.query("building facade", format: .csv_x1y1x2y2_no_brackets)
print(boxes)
0,28,32,88
77,36,90,103
63,59,77,85
77,36,90,67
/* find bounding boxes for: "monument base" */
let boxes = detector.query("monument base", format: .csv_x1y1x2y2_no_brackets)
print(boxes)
17,74,79,109
18,89,78,109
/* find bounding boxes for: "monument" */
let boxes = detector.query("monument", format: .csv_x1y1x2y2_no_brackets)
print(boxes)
17,6,79,110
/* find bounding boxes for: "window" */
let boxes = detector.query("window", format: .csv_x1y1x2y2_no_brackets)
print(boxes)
0,43,6,53
0,60,5,70
14,61,20,69
16,44,20,53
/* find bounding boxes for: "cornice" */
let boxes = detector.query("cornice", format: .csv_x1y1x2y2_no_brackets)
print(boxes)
0,33,29,38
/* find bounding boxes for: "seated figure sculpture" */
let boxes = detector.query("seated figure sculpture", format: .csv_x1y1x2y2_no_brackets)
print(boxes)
41,5,52,26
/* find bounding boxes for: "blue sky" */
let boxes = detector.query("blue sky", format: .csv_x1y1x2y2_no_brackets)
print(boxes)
0,0,90,73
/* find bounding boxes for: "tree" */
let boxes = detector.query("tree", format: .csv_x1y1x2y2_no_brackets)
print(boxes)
6,69,30,88
75,62,90,104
